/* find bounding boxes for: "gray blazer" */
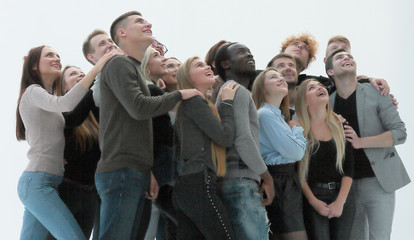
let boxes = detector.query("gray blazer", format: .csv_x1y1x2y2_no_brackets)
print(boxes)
330,83,410,192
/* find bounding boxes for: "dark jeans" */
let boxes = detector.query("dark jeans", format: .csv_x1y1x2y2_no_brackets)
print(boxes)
303,185,355,240
173,171,235,240
46,178,100,240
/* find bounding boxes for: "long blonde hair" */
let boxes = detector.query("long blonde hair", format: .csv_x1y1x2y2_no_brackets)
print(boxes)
295,79,345,184
60,66,99,152
176,56,227,176
251,67,290,122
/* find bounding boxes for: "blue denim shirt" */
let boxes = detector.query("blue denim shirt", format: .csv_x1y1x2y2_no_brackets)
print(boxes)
258,103,306,165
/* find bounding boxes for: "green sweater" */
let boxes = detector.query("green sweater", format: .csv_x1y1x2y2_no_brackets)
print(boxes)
96,55,182,174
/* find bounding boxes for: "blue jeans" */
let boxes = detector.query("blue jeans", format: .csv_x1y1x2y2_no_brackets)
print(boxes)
95,167,150,240
46,179,100,240
17,171,86,240
218,178,269,240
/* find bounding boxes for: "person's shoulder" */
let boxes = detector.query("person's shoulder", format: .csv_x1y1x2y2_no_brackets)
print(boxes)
105,55,134,70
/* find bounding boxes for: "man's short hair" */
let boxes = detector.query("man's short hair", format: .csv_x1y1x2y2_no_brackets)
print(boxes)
267,53,297,68
214,42,237,81
327,35,351,48
110,11,142,45
280,33,318,67
325,48,348,77
82,29,108,65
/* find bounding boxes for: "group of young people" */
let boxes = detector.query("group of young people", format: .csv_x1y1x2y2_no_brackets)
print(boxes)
16,10,409,240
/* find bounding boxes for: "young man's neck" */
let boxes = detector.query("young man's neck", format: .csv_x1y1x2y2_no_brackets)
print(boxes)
225,72,251,89
119,41,149,62
288,85,297,108
334,74,358,99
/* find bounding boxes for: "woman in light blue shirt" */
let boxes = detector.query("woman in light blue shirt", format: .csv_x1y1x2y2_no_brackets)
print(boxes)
252,67,307,240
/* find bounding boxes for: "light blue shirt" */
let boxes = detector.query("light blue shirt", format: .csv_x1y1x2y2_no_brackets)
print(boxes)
92,73,101,107
258,103,306,165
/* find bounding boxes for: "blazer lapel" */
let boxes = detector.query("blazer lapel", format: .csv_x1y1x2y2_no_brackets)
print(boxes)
356,84,365,136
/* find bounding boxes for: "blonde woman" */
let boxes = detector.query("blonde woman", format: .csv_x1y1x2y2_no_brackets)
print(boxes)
252,67,307,240
173,56,239,240
295,79,355,240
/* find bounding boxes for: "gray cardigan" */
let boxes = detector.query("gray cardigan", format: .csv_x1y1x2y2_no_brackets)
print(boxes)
176,96,235,176
215,80,267,182
96,55,182,174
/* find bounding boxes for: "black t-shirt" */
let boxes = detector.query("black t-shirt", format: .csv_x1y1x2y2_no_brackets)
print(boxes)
308,139,354,184
333,90,375,179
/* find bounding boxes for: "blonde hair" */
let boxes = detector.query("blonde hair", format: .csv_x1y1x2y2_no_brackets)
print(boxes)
295,79,345,184
252,67,290,122
176,56,227,176
60,65,99,152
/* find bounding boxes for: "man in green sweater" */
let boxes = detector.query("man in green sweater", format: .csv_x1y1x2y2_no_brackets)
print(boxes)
94,11,201,240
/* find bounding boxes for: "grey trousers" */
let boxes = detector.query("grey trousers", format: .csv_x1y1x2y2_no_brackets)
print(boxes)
350,177,395,240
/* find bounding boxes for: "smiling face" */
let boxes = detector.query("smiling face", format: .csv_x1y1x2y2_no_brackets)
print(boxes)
88,34,117,64
189,58,215,90
38,46,62,85
284,41,310,70
147,48,167,79
305,80,329,108
121,15,153,46
226,43,256,77
270,57,298,86
263,70,288,98
63,67,84,92
162,58,181,86
327,51,356,78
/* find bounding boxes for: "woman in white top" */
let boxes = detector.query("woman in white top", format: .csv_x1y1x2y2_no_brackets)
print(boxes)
16,45,121,240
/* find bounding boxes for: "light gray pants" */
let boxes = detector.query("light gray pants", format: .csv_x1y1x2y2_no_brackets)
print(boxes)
350,177,395,240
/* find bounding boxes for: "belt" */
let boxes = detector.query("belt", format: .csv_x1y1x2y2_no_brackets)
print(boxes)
314,182,341,190
267,163,297,173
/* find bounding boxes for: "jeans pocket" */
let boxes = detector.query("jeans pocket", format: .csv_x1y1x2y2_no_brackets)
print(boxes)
221,192,247,226
17,177,31,201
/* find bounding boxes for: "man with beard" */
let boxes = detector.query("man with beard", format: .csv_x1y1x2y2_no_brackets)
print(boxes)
214,42,275,240
267,53,299,117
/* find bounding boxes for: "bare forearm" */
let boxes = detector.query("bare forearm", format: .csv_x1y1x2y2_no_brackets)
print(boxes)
336,177,352,205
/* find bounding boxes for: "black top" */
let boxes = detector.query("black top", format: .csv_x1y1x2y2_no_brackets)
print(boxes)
62,90,100,186
148,84,174,150
333,90,375,179
308,139,354,185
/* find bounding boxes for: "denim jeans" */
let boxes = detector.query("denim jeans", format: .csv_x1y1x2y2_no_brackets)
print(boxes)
218,178,269,240
95,167,150,240
46,179,100,240
350,177,395,240
17,171,86,240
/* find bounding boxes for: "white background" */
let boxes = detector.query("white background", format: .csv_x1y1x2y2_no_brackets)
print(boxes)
0,0,413,238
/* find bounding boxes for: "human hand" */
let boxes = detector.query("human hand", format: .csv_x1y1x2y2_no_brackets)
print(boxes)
344,124,363,149
179,89,204,100
94,48,125,73
390,94,398,109
259,171,275,206
327,200,344,219
288,120,301,128
220,82,240,101
146,172,159,200
369,78,390,96
310,198,330,217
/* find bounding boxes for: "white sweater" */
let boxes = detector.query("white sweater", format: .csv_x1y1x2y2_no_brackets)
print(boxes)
19,83,87,176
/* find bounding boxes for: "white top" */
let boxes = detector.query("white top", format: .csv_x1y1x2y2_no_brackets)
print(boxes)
19,83,87,176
